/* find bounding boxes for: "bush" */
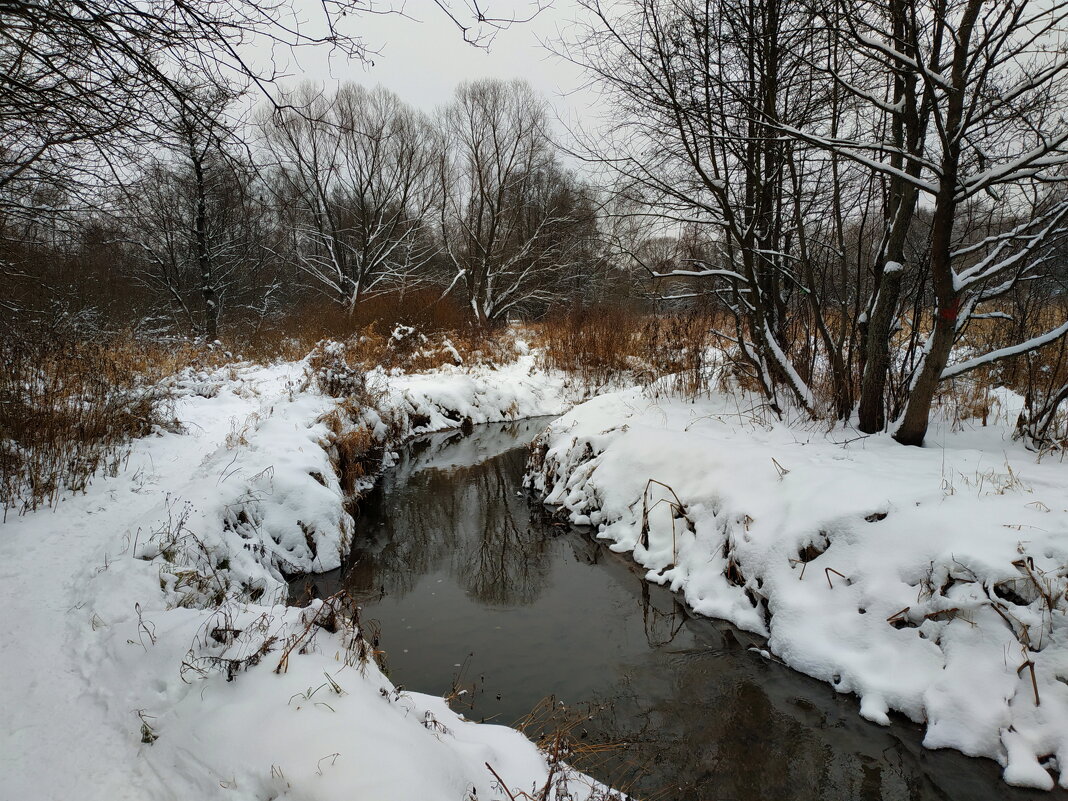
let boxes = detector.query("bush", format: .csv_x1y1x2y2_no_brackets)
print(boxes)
233,289,475,363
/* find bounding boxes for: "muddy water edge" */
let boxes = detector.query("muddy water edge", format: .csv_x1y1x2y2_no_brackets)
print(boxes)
289,418,1058,801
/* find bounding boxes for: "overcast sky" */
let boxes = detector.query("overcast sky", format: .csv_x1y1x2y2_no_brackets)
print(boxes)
268,1,601,128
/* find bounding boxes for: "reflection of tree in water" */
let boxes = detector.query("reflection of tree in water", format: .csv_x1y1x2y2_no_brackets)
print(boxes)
344,439,551,607
452,450,551,606
565,536,691,650
569,578,975,801
344,468,460,599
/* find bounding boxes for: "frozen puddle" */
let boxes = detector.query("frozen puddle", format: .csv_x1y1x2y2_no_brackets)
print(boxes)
291,419,1054,801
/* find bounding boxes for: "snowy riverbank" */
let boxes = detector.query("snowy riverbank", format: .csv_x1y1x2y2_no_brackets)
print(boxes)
527,382,1068,791
0,354,609,801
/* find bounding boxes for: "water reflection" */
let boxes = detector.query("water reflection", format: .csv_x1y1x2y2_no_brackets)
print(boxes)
301,421,1062,801
567,555,1037,801
345,419,553,606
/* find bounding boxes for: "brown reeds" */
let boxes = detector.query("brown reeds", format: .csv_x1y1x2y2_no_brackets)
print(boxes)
536,304,727,397
0,334,212,514
233,289,476,363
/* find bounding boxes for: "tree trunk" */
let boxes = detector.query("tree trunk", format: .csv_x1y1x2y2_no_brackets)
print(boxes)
857,267,904,432
857,0,924,434
191,149,218,341
893,308,956,446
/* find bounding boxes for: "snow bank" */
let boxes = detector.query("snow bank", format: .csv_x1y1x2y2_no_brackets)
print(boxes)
384,352,571,434
0,354,604,801
527,383,1068,790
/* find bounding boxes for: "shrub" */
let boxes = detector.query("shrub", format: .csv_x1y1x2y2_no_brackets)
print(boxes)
536,304,725,395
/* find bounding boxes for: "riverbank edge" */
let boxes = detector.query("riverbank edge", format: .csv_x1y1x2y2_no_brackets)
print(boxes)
0,354,620,801
524,384,1068,793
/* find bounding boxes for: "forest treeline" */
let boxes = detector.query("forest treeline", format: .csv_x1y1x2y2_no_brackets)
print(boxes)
4,0,1068,448
2,77,614,340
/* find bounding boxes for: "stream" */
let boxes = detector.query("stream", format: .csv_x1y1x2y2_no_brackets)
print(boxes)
291,419,1055,801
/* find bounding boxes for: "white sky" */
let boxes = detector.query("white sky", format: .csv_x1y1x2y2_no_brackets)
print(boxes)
267,1,600,129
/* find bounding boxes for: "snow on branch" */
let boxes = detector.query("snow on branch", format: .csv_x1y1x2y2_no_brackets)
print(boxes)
956,134,1068,201
763,322,815,412
650,266,750,283
941,318,1068,380
773,123,940,194
954,202,1068,290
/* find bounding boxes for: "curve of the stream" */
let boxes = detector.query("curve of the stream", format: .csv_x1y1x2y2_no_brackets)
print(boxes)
292,419,1058,801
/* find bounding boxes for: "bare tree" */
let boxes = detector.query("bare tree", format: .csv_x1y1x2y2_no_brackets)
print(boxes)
570,0,1068,444
804,0,1068,444
264,83,440,313
564,0,861,416
438,79,594,325
0,0,548,224
122,88,275,338
0,0,557,338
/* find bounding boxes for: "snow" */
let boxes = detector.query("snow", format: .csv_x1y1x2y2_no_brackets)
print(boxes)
387,354,570,434
0,353,600,801
942,318,1068,379
527,381,1068,791
8,334,1067,796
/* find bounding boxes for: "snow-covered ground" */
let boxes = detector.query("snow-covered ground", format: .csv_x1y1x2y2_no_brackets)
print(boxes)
9,335,1064,797
527,380,1068,790
0,353,611,801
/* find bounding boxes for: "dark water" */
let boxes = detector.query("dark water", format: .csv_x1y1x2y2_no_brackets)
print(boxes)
292,419,1059,801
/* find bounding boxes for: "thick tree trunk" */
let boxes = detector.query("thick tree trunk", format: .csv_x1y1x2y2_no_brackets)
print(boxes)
893,309,956,446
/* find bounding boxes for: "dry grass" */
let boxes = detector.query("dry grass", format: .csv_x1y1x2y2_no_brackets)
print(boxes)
0,289,517,516
535,305,643,388
14,289,1063,521
320,409,384,496
636,310,732,397
234,289,476,363
306,323,519,382
305,323,520,497
503,696,631,801
0,333,224,515
535,305,727,396
932,299,1068,441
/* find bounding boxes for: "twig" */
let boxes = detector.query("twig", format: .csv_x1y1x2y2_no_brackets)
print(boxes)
1017,657,1041,706
484,762,519,801
886,606,910,623
825,567,846,589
